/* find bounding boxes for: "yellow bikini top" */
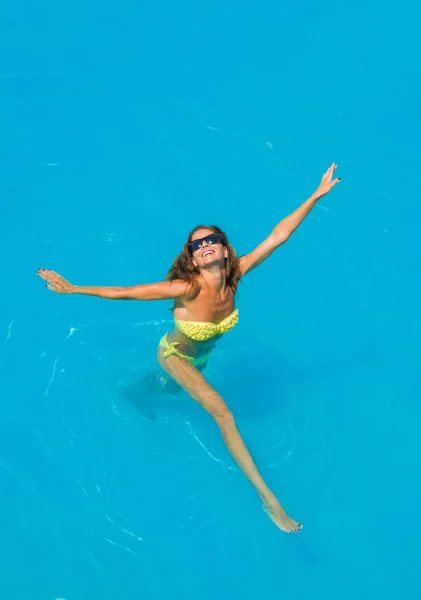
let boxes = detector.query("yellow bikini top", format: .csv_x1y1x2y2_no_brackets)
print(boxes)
174,309,239,342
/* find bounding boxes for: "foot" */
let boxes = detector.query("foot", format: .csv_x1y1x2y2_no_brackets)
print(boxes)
262,499,302,533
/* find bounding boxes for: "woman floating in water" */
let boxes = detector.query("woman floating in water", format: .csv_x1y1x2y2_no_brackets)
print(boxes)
37,163,340,533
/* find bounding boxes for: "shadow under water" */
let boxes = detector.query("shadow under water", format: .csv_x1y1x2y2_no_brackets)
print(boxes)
119,339,379,422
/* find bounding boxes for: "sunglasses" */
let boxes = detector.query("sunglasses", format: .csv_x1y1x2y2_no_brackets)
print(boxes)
189,233,222,253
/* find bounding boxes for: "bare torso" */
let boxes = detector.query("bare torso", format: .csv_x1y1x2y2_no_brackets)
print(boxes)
167,278,236,359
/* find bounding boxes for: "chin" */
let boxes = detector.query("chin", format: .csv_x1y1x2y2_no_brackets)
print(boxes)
200,256,224,268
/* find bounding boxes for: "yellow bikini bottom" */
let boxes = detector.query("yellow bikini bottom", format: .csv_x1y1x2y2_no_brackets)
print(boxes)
159,334,212,367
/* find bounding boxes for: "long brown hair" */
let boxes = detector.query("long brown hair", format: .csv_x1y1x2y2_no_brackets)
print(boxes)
165,225,242,295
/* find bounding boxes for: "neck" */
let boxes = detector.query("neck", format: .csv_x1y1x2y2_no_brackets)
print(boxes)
199,265,227,292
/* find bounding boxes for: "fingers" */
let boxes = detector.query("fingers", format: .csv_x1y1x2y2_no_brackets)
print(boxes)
37,268,54,277
322,163,338,183
325,163,337,177
36,268,50,282
37,268,59,289
37,268,70,293
37,268,60,282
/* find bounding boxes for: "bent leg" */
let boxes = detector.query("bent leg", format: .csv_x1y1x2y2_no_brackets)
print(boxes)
121,369,182,421
158,348,302,533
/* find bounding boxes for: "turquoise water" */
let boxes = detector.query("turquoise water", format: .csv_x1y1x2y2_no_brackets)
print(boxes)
1,1,421,598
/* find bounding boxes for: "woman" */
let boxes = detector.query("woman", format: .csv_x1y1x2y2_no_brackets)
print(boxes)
37,163,340,533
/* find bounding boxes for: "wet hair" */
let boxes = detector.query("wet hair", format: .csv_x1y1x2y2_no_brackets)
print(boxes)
165,225,242,295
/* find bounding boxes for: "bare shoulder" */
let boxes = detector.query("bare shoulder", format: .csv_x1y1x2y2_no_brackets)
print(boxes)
168,278,201,301
239,255,248,270
238,237,277,276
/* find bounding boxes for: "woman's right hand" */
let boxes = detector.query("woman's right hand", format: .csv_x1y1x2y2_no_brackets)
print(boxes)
37,269,75,294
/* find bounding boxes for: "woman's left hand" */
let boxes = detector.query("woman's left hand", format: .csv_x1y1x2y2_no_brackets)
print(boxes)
315,163,340,198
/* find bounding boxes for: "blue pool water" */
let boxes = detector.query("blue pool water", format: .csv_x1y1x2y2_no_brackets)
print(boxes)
1,1,421,598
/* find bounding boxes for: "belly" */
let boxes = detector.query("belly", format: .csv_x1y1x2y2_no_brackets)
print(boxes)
167,328,221,358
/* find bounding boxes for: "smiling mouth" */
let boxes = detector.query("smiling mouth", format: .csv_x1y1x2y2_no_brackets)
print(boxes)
202,249,214,258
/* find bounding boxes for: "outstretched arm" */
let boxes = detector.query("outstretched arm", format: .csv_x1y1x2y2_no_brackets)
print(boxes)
239,163,340,276
36,269,190,300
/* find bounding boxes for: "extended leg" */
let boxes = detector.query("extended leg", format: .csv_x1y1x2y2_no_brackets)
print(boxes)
158,349,302,533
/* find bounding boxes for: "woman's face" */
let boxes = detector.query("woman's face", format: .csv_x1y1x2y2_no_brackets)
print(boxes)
189,228,228,269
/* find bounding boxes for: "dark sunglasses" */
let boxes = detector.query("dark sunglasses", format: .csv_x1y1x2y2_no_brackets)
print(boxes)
189,233,222,253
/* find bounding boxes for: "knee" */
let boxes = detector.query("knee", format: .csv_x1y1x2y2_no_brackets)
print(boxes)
213,408,235,426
